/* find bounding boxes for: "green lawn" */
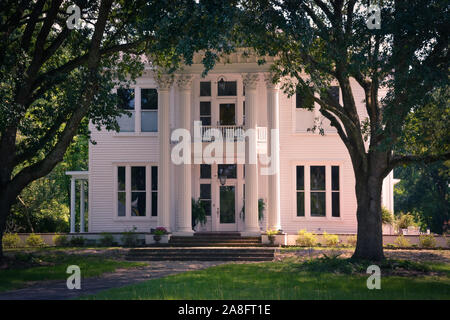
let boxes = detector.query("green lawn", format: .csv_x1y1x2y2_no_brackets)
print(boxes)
80,257,450,300
0,252,146,292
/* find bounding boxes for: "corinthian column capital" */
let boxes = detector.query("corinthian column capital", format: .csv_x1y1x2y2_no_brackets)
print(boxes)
176,74,194,90
263,72,280,90
155,73,174,91
242,73,260,90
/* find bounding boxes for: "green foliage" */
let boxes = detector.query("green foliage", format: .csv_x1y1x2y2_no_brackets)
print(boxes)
53,235,69,247
419,235,437,248
69,236,85,247
394,235,411,248
322,232,339,247
396,213,417,230
152,227,168,236
266,229,280,245
382,207,394,225
296,229,317,247
192,198,207,229
2,233,21,249
395,161,449,234
121,227,138,247
99,233,114,247
26,234,45,248
346,235,357,247
240,198,266,222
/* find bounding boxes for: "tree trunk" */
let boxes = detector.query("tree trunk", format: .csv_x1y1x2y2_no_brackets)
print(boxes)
352,172,385,261
0,190,13,262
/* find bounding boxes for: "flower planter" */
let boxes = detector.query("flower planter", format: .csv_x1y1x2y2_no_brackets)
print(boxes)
145,234,170,245
262,233,287,246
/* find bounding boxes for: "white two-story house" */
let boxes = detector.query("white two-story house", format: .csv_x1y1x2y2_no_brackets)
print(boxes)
67,51,396,237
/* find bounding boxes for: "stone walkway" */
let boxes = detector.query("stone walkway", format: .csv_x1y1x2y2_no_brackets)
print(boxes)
0,261,227,300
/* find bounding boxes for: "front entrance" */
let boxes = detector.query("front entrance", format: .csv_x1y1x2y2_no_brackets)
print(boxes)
217,183,237,231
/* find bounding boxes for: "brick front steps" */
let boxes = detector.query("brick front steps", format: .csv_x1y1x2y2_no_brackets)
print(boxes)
125,247,276,261
168,232,263,247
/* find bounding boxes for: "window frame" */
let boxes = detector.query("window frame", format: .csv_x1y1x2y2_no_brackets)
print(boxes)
140,88,158,133
292,162,342,220
114,86,159,136
113,163,158,221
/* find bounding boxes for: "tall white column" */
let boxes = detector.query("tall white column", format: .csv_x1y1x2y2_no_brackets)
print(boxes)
80,180,85,233
70,178,76,233
264,73,281,231
156,74,174,231
242,73,260,235
175,74,194,235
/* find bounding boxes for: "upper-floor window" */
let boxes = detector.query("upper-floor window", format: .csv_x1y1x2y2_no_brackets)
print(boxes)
141,88,158,132
218,81,237,96
296,89,314,109
320,86,340,103
117,87,158,133
117,88,135,132
200,81,211,96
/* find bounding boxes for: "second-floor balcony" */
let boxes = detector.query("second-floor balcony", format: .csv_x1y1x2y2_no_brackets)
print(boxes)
198,125,267,143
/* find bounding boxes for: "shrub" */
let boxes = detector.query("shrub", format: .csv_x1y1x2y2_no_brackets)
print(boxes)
99,233,114,246
2,233,21,248
53,234,69,247
347,235,357,247
296,229,317,247
121,227,138,247
26,234,46,247
396,213,416,230
70,236,85,247
323,232,339,247
419,234,436,248
394,235,410,247
381,207,394,225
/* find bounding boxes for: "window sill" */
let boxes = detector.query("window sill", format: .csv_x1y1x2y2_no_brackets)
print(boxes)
113,216,158,222
113,132,158,137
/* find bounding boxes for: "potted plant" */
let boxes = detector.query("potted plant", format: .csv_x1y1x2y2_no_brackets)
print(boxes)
152,227,167,243
266,229,279,245
396,213,416,235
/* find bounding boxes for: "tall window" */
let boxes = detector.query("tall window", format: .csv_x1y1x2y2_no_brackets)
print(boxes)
200,102,211,126
117,165,158,217
310,166,326,217
141,88,158,132
200,184,212,216
296,166,305,217
117,88,135,132
200,81,211,96
131,167,146,216
118,167,126,216
295,164,341,218
332,166,340,217
151,166,158,216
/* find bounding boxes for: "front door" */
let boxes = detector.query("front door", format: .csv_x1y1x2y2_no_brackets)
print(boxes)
217,184,237,231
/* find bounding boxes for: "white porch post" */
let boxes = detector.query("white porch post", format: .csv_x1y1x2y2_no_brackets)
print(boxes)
70,178,76,233
264,73,281,231
175,74,194,235
242,73,260,235
156,74,174,231
80,180,85,233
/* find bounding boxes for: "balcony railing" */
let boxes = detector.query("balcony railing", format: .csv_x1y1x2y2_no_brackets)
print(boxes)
198,125,267,143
